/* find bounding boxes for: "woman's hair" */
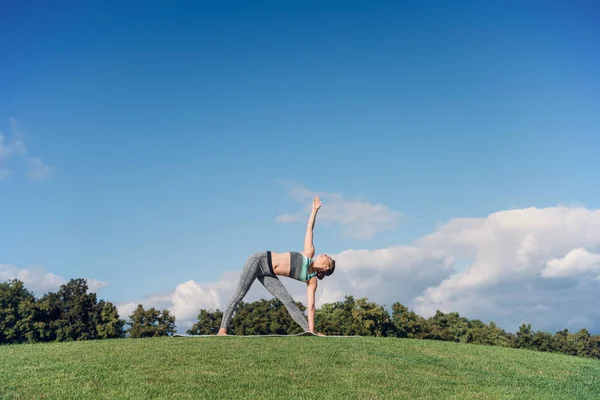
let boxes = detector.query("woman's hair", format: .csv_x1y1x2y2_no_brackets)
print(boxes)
317,259,336,280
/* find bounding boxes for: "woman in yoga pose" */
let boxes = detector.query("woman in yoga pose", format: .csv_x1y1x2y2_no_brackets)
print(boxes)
217,196,335,336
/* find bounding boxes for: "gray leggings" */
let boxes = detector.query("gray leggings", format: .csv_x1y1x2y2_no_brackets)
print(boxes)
220,251,310,332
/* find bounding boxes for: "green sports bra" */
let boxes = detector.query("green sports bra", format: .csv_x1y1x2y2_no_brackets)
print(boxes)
300,254,317,281
289,252,317,282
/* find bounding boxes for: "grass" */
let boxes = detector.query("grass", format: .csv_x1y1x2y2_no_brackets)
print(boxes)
0,336,599,399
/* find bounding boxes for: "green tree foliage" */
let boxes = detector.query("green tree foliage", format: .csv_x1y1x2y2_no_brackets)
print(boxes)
52,278,100,341
313,296,393,336
588,334,600,359
187,309,223,335
127,305,176,338
33,291,62,342
0,278,126,344
552,329,572,355
94,300,126,339
514,323,535,350
314,297,362,335
228,300,274,335
426,311,470,342
186,299,309,335
188,296,600,361
0,280,36,344
391,302,428,339
233,299,305,335
532,330,553,352
351,298,395,337
571,329,600,358
4,276,600,362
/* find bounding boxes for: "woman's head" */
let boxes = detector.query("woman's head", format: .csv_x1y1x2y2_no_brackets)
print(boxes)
313,254,336,280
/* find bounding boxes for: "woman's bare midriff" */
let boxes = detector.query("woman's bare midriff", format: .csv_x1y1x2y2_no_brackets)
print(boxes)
270,251,292,276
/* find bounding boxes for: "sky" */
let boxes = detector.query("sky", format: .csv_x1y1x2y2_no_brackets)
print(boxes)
1,0,600,334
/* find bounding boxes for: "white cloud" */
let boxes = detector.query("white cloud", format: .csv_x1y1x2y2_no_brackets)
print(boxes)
87,279,109,293
115,302,140,320
0,264,107,296
116,270,243,330
413,206,600,333
276,181,402,239
313,246,455,308
0,118,54,181
542,248,600,278
1,264,66,295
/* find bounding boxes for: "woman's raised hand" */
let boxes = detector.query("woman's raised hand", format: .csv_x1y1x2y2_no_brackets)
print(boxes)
312,196,322,211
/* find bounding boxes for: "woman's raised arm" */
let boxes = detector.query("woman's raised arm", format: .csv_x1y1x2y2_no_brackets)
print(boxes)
303,196,321,258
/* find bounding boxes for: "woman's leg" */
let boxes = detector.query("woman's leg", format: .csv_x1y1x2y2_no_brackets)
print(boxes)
219,253,262,333
258,275,310,332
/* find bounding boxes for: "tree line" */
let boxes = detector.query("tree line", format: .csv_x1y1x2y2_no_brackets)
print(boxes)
189,296,600,360
0,278,175,344
2,278,599,361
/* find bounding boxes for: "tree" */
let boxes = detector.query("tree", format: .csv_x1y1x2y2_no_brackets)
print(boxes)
315,296,361,336
464,319,486,344
485,322,513,348
532,331,553,352
52,278,99,341
588,335,600,359
514,323,534,350
231,299,306,335
0,280,36,344
267,299,306,335
156,310,176,336
426,311,470,342
314,296,392,336
230,300,276,335
33,291,63,342
1,278,125,344
93,300,125,339
464,320,512,347
552,329,574,355
7,274,600,361
127,305,176,338
571,329,597,358
351,298,394,337
391,302,427,339
188,309,223,335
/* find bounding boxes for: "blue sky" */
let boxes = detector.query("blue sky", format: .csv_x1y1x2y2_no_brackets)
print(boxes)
2,1,600,332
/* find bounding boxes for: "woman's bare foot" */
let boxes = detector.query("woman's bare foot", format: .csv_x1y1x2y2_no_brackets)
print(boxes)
217,328,227,336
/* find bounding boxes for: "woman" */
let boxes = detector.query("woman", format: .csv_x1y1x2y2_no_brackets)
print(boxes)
217,196,336,336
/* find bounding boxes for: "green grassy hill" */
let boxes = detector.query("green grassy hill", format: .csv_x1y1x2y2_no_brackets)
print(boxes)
1,336,598,399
